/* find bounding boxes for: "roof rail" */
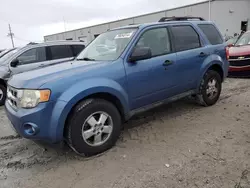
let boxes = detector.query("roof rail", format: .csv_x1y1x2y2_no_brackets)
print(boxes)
159,16,205,22
27,42,39,45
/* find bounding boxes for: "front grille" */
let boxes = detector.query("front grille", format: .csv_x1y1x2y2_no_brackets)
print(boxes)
229,59,250,67
7,87,19,110
229,55,250,60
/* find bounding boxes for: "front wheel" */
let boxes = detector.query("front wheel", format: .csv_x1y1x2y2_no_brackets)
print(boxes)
0,85,7,106
196,70,222,106
65,99,121,156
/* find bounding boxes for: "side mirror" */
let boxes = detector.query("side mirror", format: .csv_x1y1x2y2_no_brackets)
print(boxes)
129,47,152,62
10,59,19,67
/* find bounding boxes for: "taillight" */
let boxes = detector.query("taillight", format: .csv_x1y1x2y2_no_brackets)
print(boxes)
226,47,230,60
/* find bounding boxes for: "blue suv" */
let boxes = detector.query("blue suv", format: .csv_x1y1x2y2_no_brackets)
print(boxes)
5,17,229,156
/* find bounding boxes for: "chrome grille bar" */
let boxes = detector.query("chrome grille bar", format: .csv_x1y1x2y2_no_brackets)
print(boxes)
7,86,19,110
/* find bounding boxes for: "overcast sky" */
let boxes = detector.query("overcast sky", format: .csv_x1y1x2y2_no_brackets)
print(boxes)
0,0,203,49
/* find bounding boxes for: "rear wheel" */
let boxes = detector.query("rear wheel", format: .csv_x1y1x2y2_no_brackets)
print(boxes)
0,85,7,106
65,99,121,156
196,70,222,106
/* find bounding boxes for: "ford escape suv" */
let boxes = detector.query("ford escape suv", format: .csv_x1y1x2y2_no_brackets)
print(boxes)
0,41,85,105
5,17,229,156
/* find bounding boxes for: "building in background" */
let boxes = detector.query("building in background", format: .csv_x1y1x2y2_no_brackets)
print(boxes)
44,0,250,44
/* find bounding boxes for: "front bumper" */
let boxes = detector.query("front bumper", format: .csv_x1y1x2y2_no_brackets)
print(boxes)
5,100,66,143
228,66,250,77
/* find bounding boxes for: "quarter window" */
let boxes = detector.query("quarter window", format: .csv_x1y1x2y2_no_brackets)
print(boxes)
171,25,201,52
17,47,46,65
198,24,223,45
135,28,171,57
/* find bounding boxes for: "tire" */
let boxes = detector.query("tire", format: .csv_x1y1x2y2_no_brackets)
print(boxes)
0,85,7,106
65,98,121,156
196,70,222,106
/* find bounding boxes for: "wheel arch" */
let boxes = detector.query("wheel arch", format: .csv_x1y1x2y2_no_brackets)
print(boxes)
197,59,225,89
0,79,7,88
62,92,126,139
208,64,224,81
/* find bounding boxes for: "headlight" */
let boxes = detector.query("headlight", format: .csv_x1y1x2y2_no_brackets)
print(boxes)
19,89,51,108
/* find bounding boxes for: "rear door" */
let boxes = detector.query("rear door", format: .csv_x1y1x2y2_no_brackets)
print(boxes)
10,47,47,74
170,24,209,91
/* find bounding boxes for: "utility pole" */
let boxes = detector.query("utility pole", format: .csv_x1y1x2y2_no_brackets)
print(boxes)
208,0,211,21
63,17,67,40
7,24,15,48
63,17,67,32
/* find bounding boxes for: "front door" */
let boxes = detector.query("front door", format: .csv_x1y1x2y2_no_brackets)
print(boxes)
124,27,178,109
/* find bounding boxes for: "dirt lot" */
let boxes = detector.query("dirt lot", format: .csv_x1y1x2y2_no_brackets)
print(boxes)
0,78,249,188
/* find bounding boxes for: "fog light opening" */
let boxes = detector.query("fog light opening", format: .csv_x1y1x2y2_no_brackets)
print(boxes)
23,123,39,136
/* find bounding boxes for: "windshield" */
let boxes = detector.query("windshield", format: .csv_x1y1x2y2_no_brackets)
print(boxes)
77,28,137,61
235,32,250,46
0,50,8,58
0,48,19,63
226,37,238,45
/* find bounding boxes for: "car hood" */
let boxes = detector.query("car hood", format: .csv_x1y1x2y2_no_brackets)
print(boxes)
229,45,250,56
8,60,111,88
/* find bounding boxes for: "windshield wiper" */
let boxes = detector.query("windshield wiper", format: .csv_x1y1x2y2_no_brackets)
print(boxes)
76,57,96,61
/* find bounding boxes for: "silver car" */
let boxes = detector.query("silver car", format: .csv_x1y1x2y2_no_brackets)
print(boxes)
0,41,85,105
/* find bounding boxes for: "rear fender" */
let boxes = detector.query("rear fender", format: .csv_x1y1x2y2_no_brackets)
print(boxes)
196,54,224,90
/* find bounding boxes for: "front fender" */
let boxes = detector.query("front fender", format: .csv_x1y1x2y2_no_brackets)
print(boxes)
51,78,129,141
0,66,10,81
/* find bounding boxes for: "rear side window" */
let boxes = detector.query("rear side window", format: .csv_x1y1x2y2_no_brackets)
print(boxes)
49,45,73,60
171,25,201,52
198,24,223,45
72,45,85,56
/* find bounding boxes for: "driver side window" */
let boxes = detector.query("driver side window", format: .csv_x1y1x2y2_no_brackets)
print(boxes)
17,47,46,65
135,28,171,57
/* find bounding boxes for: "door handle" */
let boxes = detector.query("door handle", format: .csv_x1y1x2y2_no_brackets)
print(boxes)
199,52,208,57
162,60,173,66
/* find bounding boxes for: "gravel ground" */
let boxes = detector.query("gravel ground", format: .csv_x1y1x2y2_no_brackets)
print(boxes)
0,78,249,188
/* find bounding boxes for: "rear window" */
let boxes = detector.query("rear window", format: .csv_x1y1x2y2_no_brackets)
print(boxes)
171,25,201,52
198,24,223,45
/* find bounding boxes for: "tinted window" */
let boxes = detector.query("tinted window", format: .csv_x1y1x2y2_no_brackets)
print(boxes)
171,25,200,52
72,45,85,56
50,45,73,60
198,24,223,45
17,47,46,65
135,28,171,56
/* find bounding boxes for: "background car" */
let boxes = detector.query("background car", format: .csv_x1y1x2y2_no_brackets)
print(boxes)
228,31,250,77
226,36,239,47
0,41,85,105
